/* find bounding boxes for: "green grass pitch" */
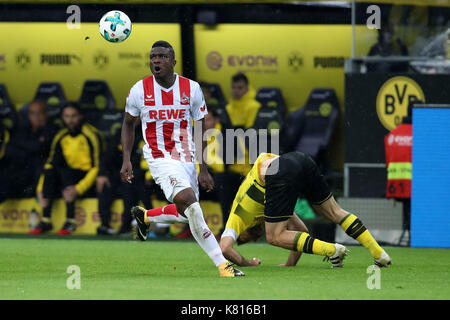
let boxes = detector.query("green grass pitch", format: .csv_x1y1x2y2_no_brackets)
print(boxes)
1,235,449,300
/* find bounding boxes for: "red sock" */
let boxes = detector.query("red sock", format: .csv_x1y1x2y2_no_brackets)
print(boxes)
146,204,179,217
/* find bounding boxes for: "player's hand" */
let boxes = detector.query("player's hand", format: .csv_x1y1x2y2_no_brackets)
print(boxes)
249,258,261,266
36,191,48,208
120,160,134,183
63,185,78,202
96,176,111,193
198,170,214,192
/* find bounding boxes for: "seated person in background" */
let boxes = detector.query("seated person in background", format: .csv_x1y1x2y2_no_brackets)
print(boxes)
97,129,153,236
30,102,102,235
96,130,123,235
200,107,229,230
3,101,58,200
223,72,262,226
199,81,231,131
0,122,11,202
226,72,261,130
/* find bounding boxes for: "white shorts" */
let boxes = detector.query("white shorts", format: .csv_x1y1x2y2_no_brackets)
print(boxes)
147,158,199,203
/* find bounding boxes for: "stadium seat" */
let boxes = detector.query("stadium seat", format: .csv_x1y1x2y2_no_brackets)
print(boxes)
87,108,123,139
0,84,18,131
208,82,227,110
252,102,284,133
281,88,339,170
251,89,285,154
19,82,67,129
255,87,287,118
79,80,116,111
78,80,121,139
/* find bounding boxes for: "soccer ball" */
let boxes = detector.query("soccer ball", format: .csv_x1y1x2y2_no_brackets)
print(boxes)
99,10,132,43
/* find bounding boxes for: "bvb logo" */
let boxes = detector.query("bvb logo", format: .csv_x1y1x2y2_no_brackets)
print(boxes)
15,50,31,70
95,95,107,110
319,102,332,117
268,120,280,131
376,76,425,131
206,51,222,71
93,51,109,70
288,51,303,72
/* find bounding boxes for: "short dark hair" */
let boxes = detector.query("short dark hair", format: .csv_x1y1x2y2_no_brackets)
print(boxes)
61,101,82,115
28,100,47,110
231,72,248,85
152,40,175,58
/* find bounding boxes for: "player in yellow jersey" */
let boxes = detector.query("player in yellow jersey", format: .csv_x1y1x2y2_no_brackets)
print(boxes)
31,102,103,235
219,153,311,267
220,152,391,268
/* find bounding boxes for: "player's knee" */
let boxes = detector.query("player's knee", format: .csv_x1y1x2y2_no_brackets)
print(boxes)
265,232,278,246
173,189,197,214
331,208,348,224
179,200,201,220
175,198,194,215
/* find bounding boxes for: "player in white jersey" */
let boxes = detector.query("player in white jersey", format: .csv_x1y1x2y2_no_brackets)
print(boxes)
120,40,244,277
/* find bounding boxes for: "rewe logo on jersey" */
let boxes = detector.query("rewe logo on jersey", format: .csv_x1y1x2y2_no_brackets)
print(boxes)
200,104,206,112
149,108,187,120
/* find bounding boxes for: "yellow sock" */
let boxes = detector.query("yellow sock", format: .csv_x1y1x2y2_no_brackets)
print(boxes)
339,213,383,259
294,232,336,257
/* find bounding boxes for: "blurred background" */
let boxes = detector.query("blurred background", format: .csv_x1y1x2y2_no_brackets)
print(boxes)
0,0,449,247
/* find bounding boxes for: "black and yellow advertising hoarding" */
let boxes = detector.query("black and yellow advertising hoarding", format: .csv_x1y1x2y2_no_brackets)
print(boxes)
0,22,182,109
345,73,450,197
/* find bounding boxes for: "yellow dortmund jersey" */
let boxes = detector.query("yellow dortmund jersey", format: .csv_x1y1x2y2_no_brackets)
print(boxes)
224,152,278,239
226,87,261,177
37,123,101,195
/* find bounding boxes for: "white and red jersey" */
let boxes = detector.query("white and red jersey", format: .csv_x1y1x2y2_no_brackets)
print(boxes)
125,74,207,163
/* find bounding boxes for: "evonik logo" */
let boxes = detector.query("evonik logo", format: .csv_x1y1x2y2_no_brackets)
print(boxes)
228,55,278,67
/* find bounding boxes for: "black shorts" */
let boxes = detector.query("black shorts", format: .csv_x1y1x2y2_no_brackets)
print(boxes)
42,167,96,199
264,152,332,223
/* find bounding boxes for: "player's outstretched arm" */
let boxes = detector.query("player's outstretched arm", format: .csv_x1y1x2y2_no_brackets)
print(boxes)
120,112,137,183
219,236,261,267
